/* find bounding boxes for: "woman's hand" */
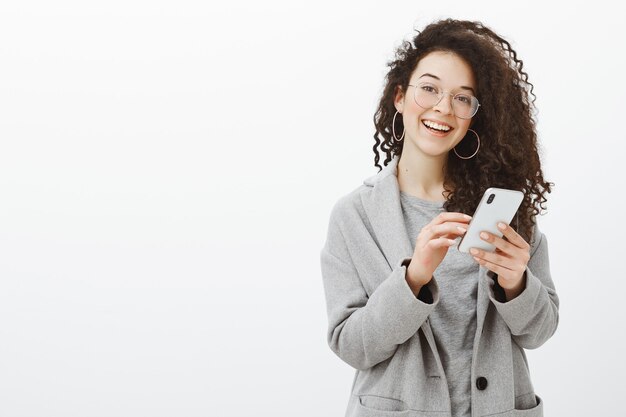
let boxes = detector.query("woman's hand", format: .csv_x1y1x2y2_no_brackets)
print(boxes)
406,212,472,291
470,222,531,296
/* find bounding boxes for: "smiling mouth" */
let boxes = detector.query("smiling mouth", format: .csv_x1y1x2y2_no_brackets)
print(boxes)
421,120,454,135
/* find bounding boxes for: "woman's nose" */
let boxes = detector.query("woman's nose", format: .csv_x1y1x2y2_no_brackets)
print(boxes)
432,93,454,115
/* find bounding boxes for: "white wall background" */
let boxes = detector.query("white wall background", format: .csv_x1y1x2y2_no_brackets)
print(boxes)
0,0,623,416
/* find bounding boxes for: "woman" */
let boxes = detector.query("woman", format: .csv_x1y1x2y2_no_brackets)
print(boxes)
320,19,559,417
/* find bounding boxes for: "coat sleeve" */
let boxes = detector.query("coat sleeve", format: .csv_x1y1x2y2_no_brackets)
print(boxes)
320,204,440,370
487,223,560,349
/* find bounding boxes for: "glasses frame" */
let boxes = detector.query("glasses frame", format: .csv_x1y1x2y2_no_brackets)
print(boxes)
407,83,480,119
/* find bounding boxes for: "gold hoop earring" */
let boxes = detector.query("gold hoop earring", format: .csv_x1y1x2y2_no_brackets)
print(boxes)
392,111,405,142
453,129,480,159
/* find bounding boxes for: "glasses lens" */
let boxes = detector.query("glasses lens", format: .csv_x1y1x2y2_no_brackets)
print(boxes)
453,94,479,119
414,83,440,109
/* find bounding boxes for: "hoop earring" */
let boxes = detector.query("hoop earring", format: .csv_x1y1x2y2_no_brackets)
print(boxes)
392,111,405,142
453,129,480,159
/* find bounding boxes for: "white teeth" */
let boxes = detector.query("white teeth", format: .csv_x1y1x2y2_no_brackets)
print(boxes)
423,120,451,131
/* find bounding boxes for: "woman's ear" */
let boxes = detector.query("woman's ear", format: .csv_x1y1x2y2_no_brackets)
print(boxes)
394,85,404,112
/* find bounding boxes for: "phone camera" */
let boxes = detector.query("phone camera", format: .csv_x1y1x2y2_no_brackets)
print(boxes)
487,193,495,204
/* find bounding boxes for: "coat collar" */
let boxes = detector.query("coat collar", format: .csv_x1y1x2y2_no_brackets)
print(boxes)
360,154,492,341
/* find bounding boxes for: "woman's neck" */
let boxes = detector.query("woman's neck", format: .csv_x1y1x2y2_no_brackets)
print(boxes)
397,152,448,201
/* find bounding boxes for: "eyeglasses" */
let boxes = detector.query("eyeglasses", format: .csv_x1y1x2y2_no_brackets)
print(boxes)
407,82,480,119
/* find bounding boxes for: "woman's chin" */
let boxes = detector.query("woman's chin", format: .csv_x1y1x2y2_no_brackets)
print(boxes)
410,135,454,156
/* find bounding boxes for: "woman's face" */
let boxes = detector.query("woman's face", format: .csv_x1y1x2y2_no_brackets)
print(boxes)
394,51,477,157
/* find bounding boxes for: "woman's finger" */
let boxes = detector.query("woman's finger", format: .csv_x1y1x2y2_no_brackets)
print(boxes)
430,222,468,240
471,247,519,270
430,212,472,227
472,256,516,276
478,231,517,256
496,222,530,250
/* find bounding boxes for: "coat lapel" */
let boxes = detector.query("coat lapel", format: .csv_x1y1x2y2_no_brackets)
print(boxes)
361,155,414,271
475,265,493,342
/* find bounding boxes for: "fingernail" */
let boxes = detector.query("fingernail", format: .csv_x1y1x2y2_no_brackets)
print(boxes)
480,232,489,239
457,226,467,233
464,214,472,220
470,248,479,255
498,222,506,230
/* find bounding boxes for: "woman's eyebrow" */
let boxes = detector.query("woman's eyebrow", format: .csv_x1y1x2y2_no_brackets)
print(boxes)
418,73,476,94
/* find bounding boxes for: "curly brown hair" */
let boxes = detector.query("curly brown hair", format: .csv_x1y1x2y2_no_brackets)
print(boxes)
372,18,554,244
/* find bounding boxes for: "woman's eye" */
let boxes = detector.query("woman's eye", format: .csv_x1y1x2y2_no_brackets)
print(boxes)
455,95,471,104
421,85,437,93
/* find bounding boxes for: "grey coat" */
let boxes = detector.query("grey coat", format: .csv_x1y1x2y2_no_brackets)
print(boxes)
320,155,559,417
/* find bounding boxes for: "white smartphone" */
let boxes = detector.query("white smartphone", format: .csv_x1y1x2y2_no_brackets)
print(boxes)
457,187,524,253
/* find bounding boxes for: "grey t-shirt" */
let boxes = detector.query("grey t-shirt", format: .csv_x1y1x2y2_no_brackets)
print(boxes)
399,191,480,417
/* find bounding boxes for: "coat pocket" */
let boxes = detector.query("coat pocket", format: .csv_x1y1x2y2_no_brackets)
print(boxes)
513,394,543,416
515,392,539,410
358,395,408,413
493,394,543,417
355,395,446,417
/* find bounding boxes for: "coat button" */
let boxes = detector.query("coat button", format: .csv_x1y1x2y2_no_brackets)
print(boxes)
476,377,488,390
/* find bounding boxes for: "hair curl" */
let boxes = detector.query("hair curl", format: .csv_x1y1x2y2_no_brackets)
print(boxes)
372,18,554,244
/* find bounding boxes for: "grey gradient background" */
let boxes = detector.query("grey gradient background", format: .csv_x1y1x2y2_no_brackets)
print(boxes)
0,1,623,416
